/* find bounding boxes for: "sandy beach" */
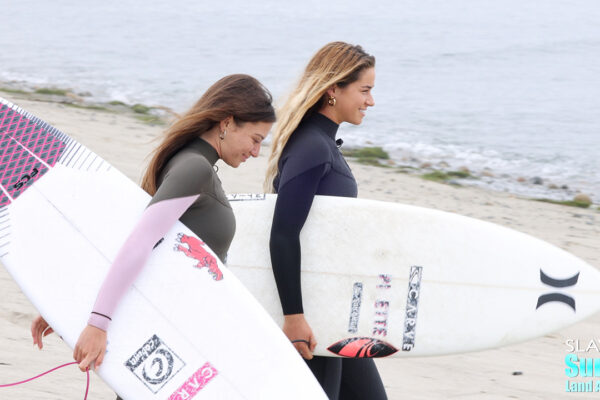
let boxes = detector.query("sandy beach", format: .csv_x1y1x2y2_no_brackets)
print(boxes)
1,92,598,399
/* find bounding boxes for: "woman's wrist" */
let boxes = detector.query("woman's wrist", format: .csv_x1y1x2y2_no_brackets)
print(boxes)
87,313,110,332
284,313,305,322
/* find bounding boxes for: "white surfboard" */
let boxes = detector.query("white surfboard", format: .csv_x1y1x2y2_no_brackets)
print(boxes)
227,193,600,358
0,98,326,400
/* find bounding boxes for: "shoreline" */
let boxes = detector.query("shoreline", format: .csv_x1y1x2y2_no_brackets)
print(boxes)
1,82,596,207
342,146,597,209
1,91,599,399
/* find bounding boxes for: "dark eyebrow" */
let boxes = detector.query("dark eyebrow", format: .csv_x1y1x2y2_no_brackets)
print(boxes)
361,85,373,89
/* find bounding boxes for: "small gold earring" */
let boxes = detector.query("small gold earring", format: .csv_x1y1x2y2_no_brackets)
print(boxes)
328,96,336,106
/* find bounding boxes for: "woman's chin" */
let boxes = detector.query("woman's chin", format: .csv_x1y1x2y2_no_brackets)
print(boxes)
350,116,364,125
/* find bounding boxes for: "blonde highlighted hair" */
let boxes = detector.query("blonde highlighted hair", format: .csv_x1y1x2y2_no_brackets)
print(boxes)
263,42,375,192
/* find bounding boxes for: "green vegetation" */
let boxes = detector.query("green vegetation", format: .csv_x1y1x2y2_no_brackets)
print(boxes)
358,158,392,167
0,87,29,95
34,88,69,96
117,103,165,124
135,114,165,125
132,103,152,114
65,100,165,124
64,103,111,112
421,170,449,182
535,199,591,209
0,86,166,125
343,146,389,159
395,165,417,174
447,170,471,179
343,146,390,167
421,169,472,183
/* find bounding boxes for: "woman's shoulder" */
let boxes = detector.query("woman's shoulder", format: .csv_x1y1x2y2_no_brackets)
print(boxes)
162,148,215,186
166,147,213,171
285,126,333,161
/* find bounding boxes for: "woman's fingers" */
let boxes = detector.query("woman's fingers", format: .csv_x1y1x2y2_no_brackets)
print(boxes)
78,352,96,372
73,325,107,372
35,331,43,349
73,345,81,363
283,314,317,360
295,341,313,360
309,333,317,353
31,315,50,349
32,326,40,348
77,347,105,371
95,348,106,369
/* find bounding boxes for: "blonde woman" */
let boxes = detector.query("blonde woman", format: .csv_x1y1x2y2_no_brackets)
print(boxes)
265,42,386,399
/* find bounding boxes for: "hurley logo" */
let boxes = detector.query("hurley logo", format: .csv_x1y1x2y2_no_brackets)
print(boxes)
536,269,579,312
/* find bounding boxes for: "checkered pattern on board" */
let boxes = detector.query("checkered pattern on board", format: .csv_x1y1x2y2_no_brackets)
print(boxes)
0,103,66,206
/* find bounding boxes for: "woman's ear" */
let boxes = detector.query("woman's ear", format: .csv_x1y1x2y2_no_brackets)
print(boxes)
326,85,339,98
219,117,232,132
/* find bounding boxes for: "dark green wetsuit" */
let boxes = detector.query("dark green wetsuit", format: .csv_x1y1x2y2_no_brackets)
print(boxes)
88,138,234,331
151,137,235,261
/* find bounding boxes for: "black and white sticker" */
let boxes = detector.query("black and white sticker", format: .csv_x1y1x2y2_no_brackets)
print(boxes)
226,193,266,201
125,334,185,393
402,266,423,351
348,282,363,333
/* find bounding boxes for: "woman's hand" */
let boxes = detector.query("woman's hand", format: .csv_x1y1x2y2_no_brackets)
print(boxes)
283,314,317,360
31,315,54,350
73,325,107,372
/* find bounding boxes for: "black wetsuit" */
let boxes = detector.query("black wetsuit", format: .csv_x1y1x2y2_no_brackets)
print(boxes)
270,112,387,400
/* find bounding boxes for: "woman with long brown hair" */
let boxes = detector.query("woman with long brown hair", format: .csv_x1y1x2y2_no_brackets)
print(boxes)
265,42,387,398
31,74,275,377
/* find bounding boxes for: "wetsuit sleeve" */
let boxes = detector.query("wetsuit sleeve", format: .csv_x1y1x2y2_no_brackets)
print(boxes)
270,163,329,315
87,157,212,331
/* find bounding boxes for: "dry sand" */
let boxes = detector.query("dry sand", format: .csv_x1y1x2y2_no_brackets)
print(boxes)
1,93,598,399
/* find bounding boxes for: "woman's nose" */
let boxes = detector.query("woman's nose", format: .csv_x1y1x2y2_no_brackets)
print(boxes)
251,143,260,157
366,93,375,107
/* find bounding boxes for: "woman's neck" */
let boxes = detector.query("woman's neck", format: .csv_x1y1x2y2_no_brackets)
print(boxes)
200,127,222,159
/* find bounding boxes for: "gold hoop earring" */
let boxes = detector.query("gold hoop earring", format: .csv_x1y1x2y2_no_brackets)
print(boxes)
219,130,227,140
328,96,336,106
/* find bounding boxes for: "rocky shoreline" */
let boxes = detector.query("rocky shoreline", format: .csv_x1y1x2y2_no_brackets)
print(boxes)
0,82,597,209
342,146,597,209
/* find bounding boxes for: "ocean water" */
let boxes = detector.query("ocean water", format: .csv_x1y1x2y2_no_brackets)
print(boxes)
1,0,599,201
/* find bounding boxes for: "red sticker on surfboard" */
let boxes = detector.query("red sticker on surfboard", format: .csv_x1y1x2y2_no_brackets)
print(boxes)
327,337,398,358
175,233,223,281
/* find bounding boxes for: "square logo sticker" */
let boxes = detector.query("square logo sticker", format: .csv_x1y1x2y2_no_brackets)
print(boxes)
125,334,185,393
